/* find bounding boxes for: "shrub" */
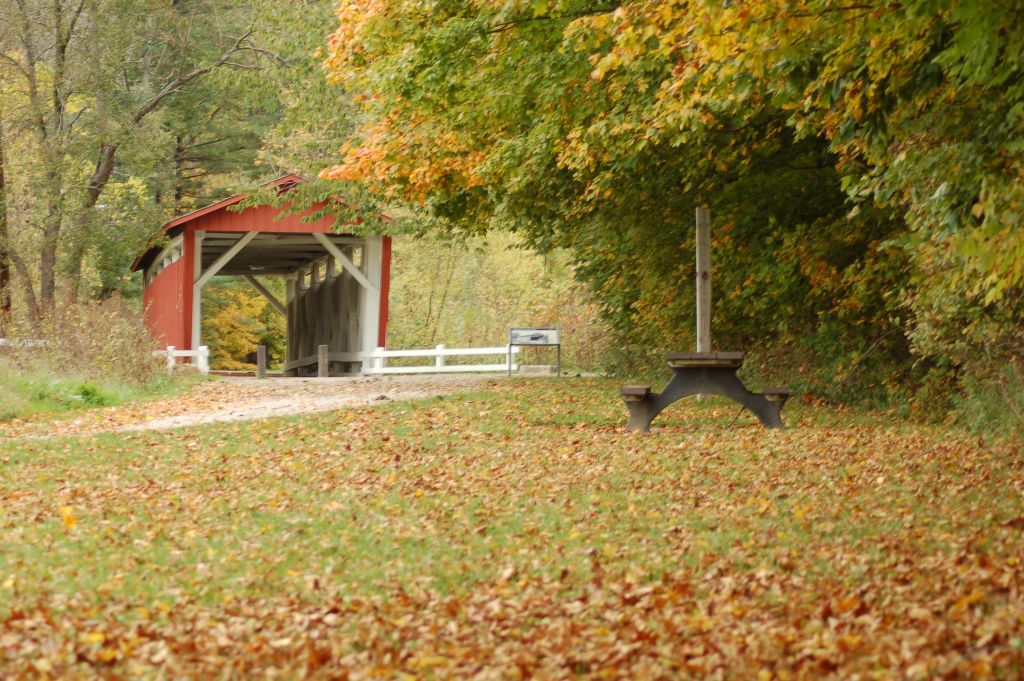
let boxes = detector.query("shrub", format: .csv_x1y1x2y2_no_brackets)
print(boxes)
2,296,162,386
955,361,1024,442
0,297,169,420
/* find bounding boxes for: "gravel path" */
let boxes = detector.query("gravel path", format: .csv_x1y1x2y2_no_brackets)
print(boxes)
1,374,502,439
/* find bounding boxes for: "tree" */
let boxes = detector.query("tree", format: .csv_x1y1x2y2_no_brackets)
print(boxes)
0,0,273,313
314,0,913,391
315,0,1024,397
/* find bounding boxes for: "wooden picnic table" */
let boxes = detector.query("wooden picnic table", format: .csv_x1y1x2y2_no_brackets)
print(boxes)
621,351,789,432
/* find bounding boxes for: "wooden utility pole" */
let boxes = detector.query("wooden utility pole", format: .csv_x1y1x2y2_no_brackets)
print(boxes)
0,109,9,333
695,207,711,353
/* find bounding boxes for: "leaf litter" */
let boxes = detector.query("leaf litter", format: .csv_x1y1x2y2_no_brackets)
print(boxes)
0,378,1022,678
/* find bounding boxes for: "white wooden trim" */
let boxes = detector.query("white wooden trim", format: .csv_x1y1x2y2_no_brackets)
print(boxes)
366,364,516,375
241,274,286,316
312,233,376,293
359,345,520,375
145,235,184,284
371,346,520,358
358,236,383,372
196,231,257,289
0,338,50,348
153,345,210,375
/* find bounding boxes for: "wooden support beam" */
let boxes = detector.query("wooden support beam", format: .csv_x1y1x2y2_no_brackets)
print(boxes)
242,274,286,316
312,233,376,293
196,232,257,289
359,236,383,372
695,207,711,353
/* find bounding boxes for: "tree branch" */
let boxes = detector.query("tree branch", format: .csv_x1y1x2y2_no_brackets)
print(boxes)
487,5,620,34
131,28,257,125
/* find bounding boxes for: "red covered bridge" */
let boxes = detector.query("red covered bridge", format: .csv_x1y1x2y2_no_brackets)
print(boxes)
131,175,392,375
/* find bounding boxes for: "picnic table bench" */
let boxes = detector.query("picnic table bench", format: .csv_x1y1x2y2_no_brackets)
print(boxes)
621,351,789,432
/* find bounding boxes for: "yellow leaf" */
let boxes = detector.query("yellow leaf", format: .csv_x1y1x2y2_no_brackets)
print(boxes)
81,631,106,645
60,506,77,530
410,655,448,669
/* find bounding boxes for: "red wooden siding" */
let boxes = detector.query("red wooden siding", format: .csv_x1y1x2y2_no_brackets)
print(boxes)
182,203,336,234
181,231,197,348
143,258,187,347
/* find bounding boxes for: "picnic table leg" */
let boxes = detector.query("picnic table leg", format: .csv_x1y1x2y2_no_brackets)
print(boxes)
623,367,788,432
624,401,655,433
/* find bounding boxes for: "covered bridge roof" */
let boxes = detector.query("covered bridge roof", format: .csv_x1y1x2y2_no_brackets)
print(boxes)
131,174,351,274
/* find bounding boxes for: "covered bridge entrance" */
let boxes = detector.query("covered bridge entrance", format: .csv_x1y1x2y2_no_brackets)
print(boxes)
131,175,392,375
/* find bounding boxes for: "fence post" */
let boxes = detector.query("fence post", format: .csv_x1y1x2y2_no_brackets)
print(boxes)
197,346,209,375
318,344,329,377
256,344,267,379
436,344,445,369
166,346,175,374
376,346,385,372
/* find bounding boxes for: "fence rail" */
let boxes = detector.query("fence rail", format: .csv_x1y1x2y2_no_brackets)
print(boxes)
0,338,51,349
6,340,519,378
361,344,519,375
153,345,210,375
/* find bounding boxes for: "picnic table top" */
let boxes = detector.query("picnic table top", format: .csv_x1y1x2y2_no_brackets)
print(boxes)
665,351,744,368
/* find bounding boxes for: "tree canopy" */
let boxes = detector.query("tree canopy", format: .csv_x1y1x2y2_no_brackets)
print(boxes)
314,0,1024,399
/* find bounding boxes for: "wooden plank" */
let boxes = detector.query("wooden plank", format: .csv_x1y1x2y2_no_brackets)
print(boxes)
318,344,329,377
196,231,257,289
312,233,376,293
367,364,516,374
695,206,711,353
241,275,286,316
665,351,743,360
256,344,267,379
373,346,519,358
283,350,362,371
359,237,382,372
191,231,205,350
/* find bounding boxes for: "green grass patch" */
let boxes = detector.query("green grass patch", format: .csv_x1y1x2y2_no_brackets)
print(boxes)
0,359,197,422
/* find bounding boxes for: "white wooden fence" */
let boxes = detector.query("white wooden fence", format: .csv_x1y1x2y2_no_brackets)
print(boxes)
0,338,50,348
153,345,210,375
360,344,519,375
5,339,514,377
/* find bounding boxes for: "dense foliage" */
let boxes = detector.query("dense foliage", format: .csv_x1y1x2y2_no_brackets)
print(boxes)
318,0,1024,412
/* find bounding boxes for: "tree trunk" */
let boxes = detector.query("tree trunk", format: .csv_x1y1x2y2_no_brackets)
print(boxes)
67,142,118,302
38,174,63,310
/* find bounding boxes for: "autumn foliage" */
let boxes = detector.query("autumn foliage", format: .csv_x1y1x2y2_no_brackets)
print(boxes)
1,379,1023,676
318,0,1024,423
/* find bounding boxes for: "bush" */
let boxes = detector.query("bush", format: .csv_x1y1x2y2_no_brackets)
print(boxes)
0,297,169,420
2,296,162,386
955,361,1024,442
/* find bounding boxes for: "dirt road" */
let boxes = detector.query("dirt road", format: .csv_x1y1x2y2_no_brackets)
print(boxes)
1,374,502,439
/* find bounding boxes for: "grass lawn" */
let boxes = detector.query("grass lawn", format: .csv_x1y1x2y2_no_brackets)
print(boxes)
1,378,1022,678
0,359,195,423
